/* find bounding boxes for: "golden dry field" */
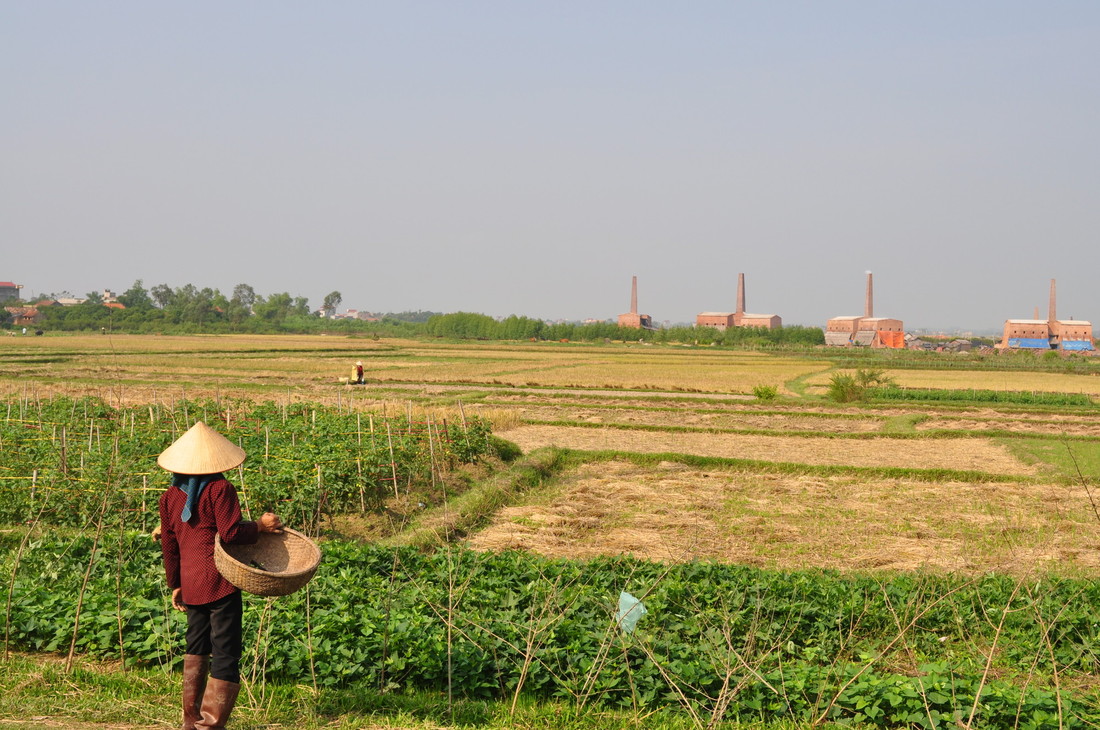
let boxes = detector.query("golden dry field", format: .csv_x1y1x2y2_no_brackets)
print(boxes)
4,333,1100,576
468,460,1100,575
0,333,826,397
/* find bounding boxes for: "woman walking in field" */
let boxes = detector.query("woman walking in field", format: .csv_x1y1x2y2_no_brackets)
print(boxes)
157,422,283,730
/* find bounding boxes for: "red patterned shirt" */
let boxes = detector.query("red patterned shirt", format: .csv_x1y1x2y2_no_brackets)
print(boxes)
159,478,259,606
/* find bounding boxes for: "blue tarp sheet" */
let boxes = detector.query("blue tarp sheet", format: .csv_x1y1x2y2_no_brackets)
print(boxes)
1062,340,1095,351
1007,338,1051,349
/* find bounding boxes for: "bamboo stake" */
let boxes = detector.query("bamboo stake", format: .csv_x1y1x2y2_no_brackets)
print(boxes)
385,420,399,500
313,464,324,536
115,520,127,671
305,585,318,691
67,488,111,672
357,458,365,512
458,400,472,452
426,415,438,492
237,464,252,520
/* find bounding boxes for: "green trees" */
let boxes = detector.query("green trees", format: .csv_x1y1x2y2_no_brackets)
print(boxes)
321,290,342,317
116,280,154,310
226,284,256,325
424,312,499,339
39,281,316,333
29,282,827,350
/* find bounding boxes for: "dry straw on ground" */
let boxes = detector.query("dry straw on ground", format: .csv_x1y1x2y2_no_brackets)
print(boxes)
468,460,1100,576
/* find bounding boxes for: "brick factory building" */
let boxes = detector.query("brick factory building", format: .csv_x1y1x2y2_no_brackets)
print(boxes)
617,275,654,329
0,282,22,302
999,279,1094,352
695,273,781,331
825,272,904,348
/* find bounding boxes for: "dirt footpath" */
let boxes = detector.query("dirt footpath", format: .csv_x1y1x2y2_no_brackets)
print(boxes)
499,425,1037,475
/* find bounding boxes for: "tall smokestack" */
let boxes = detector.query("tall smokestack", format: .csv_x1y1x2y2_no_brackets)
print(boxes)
630,275,638,315
736,273,745,316
1049,278,1056,324
864,271,873,319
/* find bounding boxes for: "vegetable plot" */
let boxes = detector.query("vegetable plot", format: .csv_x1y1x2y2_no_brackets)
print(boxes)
0,395,496,530
2,535,1098,728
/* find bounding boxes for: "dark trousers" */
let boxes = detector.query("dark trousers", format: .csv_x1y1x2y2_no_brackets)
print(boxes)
185,591,243,683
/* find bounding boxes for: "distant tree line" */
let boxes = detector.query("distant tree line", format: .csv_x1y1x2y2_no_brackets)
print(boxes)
30,281,413,336
422,312,824,347
25,280,824,346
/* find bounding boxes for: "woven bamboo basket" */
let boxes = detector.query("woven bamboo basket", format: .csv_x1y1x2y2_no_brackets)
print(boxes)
214,528,321,597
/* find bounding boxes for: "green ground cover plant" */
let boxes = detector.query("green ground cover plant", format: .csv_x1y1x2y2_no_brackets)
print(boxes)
1002,437,1100,482
1,534,1098,728
868,386,1094,407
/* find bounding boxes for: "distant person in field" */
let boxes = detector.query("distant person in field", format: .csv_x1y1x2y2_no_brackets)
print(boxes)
157,422,283,730
354,360,365,384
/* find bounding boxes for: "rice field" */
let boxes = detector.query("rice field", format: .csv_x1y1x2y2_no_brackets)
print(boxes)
4,332,1100,576
0,334,829,396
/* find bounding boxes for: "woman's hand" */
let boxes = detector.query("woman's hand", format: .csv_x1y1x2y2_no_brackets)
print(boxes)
258,512,284,534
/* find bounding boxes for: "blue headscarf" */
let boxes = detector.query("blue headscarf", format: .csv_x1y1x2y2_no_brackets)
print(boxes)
171,473,223,522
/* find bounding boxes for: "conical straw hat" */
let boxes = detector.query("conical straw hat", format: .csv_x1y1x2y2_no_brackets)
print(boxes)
157,421,246,474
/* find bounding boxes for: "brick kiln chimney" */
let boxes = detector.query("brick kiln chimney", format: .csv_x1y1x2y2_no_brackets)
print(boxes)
736,273,745,317
1048,278,1057,324
630,275,638,315
864,271,873,319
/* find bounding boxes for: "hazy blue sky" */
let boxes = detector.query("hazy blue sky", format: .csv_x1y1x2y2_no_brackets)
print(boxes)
3,2,1098,331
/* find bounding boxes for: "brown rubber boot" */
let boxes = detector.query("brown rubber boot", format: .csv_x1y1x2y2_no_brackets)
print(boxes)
195,677,241,730
181,654,209,730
